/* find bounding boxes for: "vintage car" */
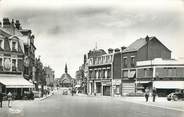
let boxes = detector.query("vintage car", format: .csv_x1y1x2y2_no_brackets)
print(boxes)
167,91,184,101
62,89,68,95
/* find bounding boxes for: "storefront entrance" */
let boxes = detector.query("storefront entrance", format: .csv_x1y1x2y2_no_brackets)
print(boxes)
103,86,110,96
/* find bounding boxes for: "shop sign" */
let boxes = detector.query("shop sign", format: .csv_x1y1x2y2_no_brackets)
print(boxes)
102,81,111,86
112,79,121,85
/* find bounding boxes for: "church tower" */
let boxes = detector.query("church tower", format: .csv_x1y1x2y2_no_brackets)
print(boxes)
65,63,68,74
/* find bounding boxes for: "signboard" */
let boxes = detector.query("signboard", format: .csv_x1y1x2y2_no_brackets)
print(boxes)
102,81,111,86
112,79,121,85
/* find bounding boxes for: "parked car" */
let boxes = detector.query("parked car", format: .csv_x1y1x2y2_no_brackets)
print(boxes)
23,91,34,100
63,89,68,95
167,91,184,101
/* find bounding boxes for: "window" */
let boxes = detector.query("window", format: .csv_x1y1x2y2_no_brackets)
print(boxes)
123,57,127,67
12,41,17,51
107,69,111,78
98,70,101,78
131,56,135,67
0,58,2,71
12,59,16,71
0,40,3,50
123,70,128,77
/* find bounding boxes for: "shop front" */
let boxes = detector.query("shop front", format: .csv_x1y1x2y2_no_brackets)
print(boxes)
153,81,184,97
112,79,121,96
0,74,34,99
102,80,111,96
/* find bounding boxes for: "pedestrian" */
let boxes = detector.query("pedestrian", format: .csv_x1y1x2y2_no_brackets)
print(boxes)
152,87,157,102
71,88,74,96
145,87,149,102
7,92,12,108
0,91,3,108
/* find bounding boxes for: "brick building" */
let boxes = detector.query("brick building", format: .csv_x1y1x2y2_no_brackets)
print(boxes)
121,36,171,95
87,48,121,96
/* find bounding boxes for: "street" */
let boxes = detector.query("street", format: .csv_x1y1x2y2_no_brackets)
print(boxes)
1,90,183,117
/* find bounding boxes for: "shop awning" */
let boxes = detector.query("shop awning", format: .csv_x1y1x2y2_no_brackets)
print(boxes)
153,81,184,89
0,75,34,88
135,81,151,84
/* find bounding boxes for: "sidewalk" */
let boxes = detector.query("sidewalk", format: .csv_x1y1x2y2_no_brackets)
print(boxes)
0,92,54,117
84,95,184,112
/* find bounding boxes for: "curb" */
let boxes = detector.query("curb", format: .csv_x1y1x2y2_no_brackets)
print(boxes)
39,93,54,101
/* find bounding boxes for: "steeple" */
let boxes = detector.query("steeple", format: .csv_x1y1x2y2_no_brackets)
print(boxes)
65,63,68,74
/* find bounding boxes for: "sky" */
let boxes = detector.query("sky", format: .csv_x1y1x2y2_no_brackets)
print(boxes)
0,0,184,78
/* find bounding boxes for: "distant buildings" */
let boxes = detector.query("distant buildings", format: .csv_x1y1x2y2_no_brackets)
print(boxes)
44,66,55,87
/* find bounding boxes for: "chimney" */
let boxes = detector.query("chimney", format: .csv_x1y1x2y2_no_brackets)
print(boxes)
15,20,21,29
121,46,126,51
145,35,149,42
3,18,11,28
115,48,120,52
108,48,113,54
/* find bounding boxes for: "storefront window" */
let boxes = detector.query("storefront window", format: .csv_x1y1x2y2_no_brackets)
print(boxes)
123,70,128,78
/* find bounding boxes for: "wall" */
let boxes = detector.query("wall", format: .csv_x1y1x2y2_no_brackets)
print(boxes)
137,38,171,61
113,53,121,79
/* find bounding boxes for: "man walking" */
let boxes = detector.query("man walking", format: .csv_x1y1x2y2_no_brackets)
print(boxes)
7,92,12,108
152,87,157,102
145,87,149,102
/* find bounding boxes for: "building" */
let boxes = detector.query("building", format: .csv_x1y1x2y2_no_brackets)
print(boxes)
44,66,55,87
121,36,171,95
87,48,121,96
59,64,75,87
0,18,36,82
0,18,34,99
75,54,88,94
136,58,184,96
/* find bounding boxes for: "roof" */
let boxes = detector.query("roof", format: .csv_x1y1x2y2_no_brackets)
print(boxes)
123,36,155,53
60,73,72,81
123,36,171,53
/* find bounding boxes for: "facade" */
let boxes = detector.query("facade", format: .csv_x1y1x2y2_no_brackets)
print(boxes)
0,18,34,99
121,36,171,95
19,28,36,81
136,58,184,96
75,54,88,94
0,18,36,82
44,66,55,87
87,48,121,96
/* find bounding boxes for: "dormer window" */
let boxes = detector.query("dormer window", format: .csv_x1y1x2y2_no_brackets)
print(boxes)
12,41,17,51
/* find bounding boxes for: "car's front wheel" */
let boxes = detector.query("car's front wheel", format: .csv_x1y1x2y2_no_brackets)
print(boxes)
173,95,179,101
